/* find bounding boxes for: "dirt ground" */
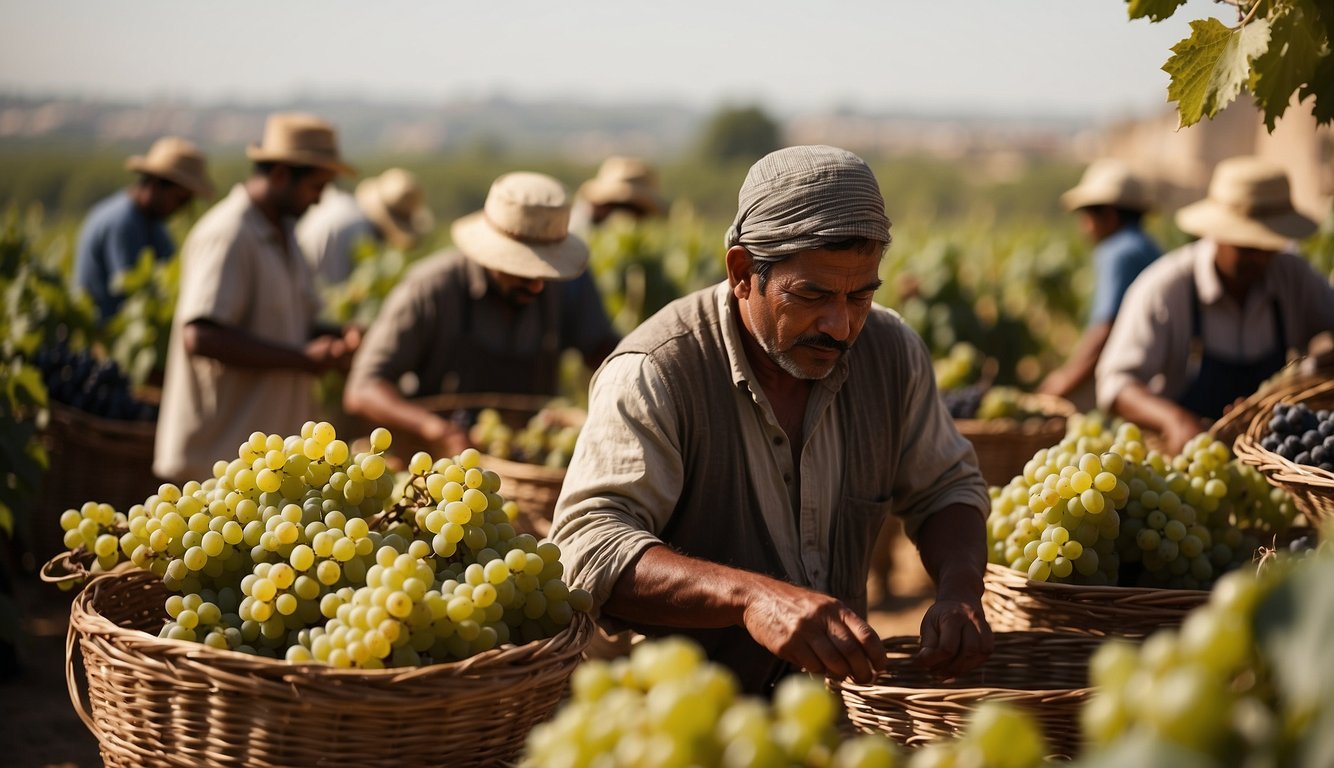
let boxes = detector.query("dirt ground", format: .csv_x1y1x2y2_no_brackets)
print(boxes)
0,531,933,768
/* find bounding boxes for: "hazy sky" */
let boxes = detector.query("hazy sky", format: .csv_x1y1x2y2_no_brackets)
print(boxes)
0,0,1232,119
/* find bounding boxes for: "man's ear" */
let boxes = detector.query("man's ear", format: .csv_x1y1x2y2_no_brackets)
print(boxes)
726,245,754,300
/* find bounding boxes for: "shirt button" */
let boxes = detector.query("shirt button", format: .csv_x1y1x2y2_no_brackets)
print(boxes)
783,474,792,483
773,435,784,445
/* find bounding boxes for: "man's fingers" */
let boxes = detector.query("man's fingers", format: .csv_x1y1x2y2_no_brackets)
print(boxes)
824,621,877,683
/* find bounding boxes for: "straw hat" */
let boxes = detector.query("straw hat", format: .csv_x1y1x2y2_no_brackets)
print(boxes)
1176,157,1317,251
578,156,664,214
355,168,434,250
125,136,215,198
246,112,354,175
1060,159,1152,212
451,172,588,281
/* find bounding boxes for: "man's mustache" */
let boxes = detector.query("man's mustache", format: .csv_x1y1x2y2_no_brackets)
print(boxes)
795,333,849,351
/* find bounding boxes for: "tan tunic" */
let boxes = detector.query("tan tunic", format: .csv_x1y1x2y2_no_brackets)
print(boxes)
154,185,319,482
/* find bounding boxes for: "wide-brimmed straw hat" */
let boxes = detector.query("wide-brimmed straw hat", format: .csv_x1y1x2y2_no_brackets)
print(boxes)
125,136,215,199
578,156,665,214
451,172,588,281
355,168,434,250
1060,159,1152,212
1176,156,1317,251
246,112,354,175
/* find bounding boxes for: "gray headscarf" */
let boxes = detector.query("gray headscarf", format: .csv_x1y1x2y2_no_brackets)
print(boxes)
724,145,892,261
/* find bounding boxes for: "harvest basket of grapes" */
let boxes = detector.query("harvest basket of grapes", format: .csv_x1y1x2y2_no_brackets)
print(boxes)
831,631,1097,758
951,390,1075,487
1234,377,1334,525
982,562,1209,637
66,567,593,768
413,392,583,538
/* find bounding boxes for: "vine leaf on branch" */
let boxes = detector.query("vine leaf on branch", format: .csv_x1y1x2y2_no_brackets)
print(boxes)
1164,17,1272,129
1252,3,1327,130
1301,52,1334,124
1126,0,1190,23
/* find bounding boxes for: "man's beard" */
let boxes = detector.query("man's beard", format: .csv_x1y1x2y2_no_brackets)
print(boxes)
755,330,848,380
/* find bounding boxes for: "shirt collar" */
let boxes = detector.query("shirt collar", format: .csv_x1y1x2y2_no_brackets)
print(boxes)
233,183,292,246
714,281,850,396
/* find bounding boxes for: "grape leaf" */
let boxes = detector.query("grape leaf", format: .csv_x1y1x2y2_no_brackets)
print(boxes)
1164,17,1273,128
1127,0,1191,23
1252,4,1326,130
1300,52,1334,124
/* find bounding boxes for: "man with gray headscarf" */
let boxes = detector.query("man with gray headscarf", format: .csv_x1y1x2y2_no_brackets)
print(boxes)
551,145,993,694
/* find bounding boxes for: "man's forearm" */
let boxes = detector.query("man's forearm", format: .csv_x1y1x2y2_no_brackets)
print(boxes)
1113,380,1198,435
183,321,314,372
343,377,455,447
913,503,987,602
604,544,759,629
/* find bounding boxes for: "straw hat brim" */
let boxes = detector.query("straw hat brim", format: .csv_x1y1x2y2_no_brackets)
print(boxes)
125,156,215,199
579,178,664,214
1176,200,1318,251
245,145,355,176
1060,184,1150,212
450,212,589,281
355,179,434,250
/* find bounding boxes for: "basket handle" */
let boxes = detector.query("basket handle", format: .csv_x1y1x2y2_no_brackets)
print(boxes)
40,550,88,585
64,582,103,736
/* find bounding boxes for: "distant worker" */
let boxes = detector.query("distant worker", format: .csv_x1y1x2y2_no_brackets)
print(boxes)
1038,159,1159,409
1097,156,1334,454
570,155,665,233
297,167,435,285
74,136,215,320
343,171,620,457
155,113,361,483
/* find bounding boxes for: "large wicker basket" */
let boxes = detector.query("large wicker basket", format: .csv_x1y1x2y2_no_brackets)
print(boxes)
1234,377,1334,526
34,401,158,561
955,393,1075,487
67,568,592,767
1208,363,1326,449
982,563,1208,637
832,631,1099,758
410,392,581,538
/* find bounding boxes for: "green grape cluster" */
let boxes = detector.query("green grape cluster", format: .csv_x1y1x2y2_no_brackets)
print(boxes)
469,405,583,469
905,702,1048,768
521,636,901,768
932,342,983,391
80,422,588,665
57,501,129,584
988,416,1295,588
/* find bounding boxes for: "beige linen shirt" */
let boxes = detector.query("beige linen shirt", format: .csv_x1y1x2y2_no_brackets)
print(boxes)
554,282,986,605
154,185,319,482
1096,238,1334,412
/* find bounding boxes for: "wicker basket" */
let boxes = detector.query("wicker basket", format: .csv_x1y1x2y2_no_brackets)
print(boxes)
410,392,582,538
33,401,158,562
982,563,1208,637
1234,377,1334,525
832,631,1099,758
955,393,1075,487
67,568,592,768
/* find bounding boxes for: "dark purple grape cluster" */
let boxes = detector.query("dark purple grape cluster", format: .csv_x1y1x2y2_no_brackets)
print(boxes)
940,382,986,419
1261,402,1334,472
32,342,157,422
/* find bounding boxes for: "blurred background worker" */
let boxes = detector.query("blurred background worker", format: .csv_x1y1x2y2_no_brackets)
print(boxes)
1097,156,1334,455
297,167,435,285
569,155,665,234
1038,159,1159,410
74,136,215,320
154,113,362,483
343,171,620,458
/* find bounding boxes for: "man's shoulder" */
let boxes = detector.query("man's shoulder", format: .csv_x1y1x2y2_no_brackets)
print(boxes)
1102,226,1161,262
402,249,468,282
183,188,253,251
82,192,133,231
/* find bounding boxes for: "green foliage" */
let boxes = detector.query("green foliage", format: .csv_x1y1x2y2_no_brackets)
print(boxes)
694,105,782,165
1133,0,1333,130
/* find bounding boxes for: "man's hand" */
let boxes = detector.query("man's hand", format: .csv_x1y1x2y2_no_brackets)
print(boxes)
304,334,354,373
742,579,886,684
422,415,472,459
1162,408,1206,455
915,597,993,678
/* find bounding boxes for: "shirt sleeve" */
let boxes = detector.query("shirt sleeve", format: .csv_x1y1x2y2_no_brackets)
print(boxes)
559,271,620,358
549,352,683,608
177,230,251,328
1088,241,1141,326
73,220,112,319
345,268,442,394
1095,273,1173,412
889,329,990,540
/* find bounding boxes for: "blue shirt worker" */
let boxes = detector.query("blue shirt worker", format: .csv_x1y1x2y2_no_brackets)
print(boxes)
74,137,214,320
1039,159,1159,408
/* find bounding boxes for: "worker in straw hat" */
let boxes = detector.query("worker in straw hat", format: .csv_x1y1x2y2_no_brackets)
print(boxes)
154,113,362,483
343,171,620,457
570,155,666,233
297,167,435,286
1038,159,1161,409
74,136,215,320
1097,156,1334,455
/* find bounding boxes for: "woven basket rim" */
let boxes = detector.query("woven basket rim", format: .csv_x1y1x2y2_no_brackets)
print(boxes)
48,398,156,437
983,562,1209,598
1236,377,1334,488
954,392,1074,434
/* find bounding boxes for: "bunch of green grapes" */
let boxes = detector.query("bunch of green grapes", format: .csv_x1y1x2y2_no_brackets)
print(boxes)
469,405,583,469
56,501,129,583
904,702,1048,768
521,636,901,768
933,342,983,391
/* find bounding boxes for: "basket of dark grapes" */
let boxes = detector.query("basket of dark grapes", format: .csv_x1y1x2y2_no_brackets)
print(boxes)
1234,377,1334,525
412,393,584,537
831,631,1098,758
58,422,594,768
944,385,1075,487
